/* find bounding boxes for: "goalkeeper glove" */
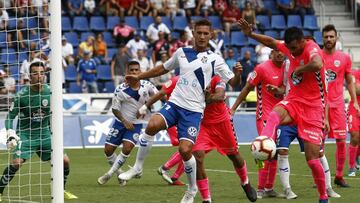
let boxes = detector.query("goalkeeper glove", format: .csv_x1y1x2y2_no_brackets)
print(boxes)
255,159,265,170
6,129,20,150
138,104,148,116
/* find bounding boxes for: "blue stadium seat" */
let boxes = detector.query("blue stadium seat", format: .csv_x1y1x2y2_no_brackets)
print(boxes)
140,16,154,30
173,16,188,30
209,16,222,30
7,18,17,30
64,32,79,47
240,47,256,61
1,48,17,64
97,65,112,81
264,30,279,39
107,16,120,30
271,15,286,30
303,30,312,37
256,15,270,30
27,18,38,29
124,16,139,29
231,32,248,46
9,65,20,81
18,51,28,62
68,82,82,93
313,31,323,46
64,65,78,81
287,15,302,28
0,33,7,47
161,16,172,30
90,16,106,31
303,15,319,30
80,32,95,42
108,48,118,58
62,16,72,31
73,16,89,31
263,0,280,14
222,34,231,47
190,16,202,22
102,81,115,93
103,31,115,47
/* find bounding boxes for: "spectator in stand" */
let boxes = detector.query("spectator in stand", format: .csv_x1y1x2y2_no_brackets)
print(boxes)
20,51,36,85
1,1,13,16
94,33,109,65
113,0,134,19
76,50,98,93
78,35,95,59
222,0,242,35
84,0,96,16
134,0,151,19
7,19,27,50
214,0,228,16
183,0,196,20
150,0,167,17
176,30,191,48
152,31,170,64
146,16,171,44
136,49,151,72
239,50,256,89
209,30,224,56
151,53,173,88
0,5,9,30
62,35,75,66
111,45,130,86
225,48,237,71
32,0,49,29
98,0,108,16
294,0,314,21
2,65,16,95
125,33,148,58
277,0,295,18
39,31,50,51
67,0,85,17
196,0,214,17
165,0,185,19
184,19,194,40
246,0,270,15
113,19,135,46
255,43,272,64
14,0,36,17
242,1,257,28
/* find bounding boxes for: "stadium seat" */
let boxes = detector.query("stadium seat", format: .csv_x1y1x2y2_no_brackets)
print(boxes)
264,30,279,39
190,16,202,22
209,16,222,30
73,16,89,31
222,34,231,47
9,65,20,81
271,15,286,30
313,31,323,46
64,65,78,81
161,16,172,30
62,16,72,31
287,15,302,28
7,18,17,30
68,82,82,93
0,48,17,64
256,15,270,30
140,16,154,30
27,18,38,29
0,32,7,47
103,31,115,47
263,0,280,14
230,32,248,47
303,15,319,30
90,16,106,31
102,81,115,93
303,30,312,38
173,16,188,30
108,48,118,58
97,65,112,81
80,32,95,42
107,16,120,30
18,51,28,62
124,16,139,29
64,32,79,47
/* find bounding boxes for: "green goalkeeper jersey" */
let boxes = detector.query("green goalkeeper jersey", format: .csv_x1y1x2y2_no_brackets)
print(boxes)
5,84,51,139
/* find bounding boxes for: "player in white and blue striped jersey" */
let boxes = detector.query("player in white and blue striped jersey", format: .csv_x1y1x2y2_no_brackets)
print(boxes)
97,60,158,186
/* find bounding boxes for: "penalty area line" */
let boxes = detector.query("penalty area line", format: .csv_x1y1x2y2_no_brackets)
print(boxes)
2,199,40,203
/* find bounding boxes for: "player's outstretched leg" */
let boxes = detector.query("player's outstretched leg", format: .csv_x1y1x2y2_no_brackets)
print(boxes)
63,155,78,199
180,140,197,203
228,153,257,202
334,140,349,187
193,150,211,203
319,154,340,198
278,152,297,199
158,151,182,184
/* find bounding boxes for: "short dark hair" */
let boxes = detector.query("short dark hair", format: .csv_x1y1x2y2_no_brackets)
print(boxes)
29,61,46,73
194,19,212,29
284,27,304,44
128,60,140,67
322,24,337,36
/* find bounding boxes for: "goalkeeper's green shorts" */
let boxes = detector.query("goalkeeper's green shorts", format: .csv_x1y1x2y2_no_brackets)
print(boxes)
13,135,52,161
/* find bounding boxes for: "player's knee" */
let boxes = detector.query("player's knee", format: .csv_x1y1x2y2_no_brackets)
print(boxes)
179,143,193,160
104,145,115,157
278,149,289,155
145,117,165,135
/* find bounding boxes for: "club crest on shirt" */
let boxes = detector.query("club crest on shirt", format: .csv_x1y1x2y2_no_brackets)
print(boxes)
201,56,208,64
334,60,340,67
187,127,198,137
42,99,48,106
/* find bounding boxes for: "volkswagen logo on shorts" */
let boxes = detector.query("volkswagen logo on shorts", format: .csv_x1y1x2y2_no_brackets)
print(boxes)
187,127,198,137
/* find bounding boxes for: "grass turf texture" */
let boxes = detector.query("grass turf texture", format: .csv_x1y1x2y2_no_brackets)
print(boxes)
0,144,359,202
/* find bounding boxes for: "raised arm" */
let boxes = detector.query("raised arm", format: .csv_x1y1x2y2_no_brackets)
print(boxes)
293,55,323,75
227,62,243,88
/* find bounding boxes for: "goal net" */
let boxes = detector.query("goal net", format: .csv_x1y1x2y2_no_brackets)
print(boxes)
0,1,63,202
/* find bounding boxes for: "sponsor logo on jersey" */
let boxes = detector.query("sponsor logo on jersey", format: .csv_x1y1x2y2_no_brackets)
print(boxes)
326,69,337,82
334,60,340,67
187,126,198,137
291,72,303,85
32,109,45,122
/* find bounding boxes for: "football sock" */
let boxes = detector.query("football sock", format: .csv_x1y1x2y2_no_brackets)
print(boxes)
265,159,277,189
164,151,182,170
348,144,358,168
197,178,211,201
0,165,18,194
335,141,346,178
235,161,249,186
257,160,269,190
108,152,129,176
64,167,70,188
106,153,117,166
133,133,154,172
184,156,197,193
320,155,332,189
261,111,280,140
172,161,184,180
278,154,290,189
307,159,327,200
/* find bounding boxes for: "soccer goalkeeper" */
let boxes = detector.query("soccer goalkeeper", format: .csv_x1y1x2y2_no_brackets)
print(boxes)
0,61,77,201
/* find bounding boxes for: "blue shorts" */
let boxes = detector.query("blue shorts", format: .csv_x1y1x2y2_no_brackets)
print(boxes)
158,102,202,144
105,120,142,146
276,125,304,152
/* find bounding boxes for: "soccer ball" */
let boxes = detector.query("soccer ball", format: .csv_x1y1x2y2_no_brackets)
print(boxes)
251,136,276,161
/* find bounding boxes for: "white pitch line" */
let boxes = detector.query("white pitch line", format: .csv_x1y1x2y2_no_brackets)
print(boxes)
205,168,360,180
3,200,40,203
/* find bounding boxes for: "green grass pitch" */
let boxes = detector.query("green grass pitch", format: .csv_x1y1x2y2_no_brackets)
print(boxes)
0,144,359,202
